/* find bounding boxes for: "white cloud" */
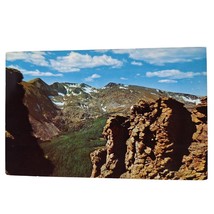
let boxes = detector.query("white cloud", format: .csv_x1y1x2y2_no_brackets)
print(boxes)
136,73,141,76
112,48,206,65
120,77,128,80
131,61,143,66
146,69,202,79
8,65,63,77
6,51,49,66
85,73,101,82
93,49,110,53
158,79,178,83
24,70,63,77
50,52,123,72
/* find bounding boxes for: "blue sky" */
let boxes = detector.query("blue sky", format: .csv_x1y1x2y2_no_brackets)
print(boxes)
6,47,207,96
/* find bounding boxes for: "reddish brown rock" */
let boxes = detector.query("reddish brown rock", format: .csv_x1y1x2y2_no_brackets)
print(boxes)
21,80,64,141
91,115,130,178
90,147,107,177
90,97,207,180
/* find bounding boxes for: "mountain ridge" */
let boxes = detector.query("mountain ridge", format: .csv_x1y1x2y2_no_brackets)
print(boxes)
26,76,204,137
29,77,204,97
6,68,205,141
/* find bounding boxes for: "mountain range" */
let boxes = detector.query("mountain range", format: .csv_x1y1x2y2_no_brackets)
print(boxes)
12,69,202,140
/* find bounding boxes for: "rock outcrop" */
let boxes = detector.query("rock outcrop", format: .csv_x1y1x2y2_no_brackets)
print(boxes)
6,68,66,141
6,68,54,175
91,115,130,178
90,97,207,180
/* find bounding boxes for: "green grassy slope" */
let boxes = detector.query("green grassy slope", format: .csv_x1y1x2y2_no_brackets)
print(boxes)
40,117,107,177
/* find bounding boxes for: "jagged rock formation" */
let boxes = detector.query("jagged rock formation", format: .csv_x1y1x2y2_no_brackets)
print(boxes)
176,97,207,179
90,115,129,178
6,68,54,175
90,97,207,180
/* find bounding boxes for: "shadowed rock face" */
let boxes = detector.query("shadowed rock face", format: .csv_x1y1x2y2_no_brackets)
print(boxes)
6,68,54,175
90,97,207,180
6,69,65,142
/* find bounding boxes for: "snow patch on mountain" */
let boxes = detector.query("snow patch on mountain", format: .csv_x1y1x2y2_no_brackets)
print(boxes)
83,86,98,94
181,96,201,105
64,85,71,94
52,100,64,106
58,92,65,96
72,91,79,96
119,86,128,90
102,106,107,112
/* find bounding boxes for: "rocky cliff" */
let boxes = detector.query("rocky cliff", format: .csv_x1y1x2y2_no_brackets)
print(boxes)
90,97,207,180
6,68,65,141
6,68,54,175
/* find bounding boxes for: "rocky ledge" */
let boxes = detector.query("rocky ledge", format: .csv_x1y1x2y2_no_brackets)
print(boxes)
90,97,207,180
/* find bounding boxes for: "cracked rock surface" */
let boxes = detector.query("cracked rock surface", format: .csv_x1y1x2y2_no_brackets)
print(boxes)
90,97,207,180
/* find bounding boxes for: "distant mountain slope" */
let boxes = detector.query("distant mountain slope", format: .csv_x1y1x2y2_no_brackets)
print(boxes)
47,81,202,130
28,78,58,96
21,80,64,141
49,81,201,111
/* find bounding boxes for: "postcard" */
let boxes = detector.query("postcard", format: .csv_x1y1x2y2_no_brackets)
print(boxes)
5,47,207,179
